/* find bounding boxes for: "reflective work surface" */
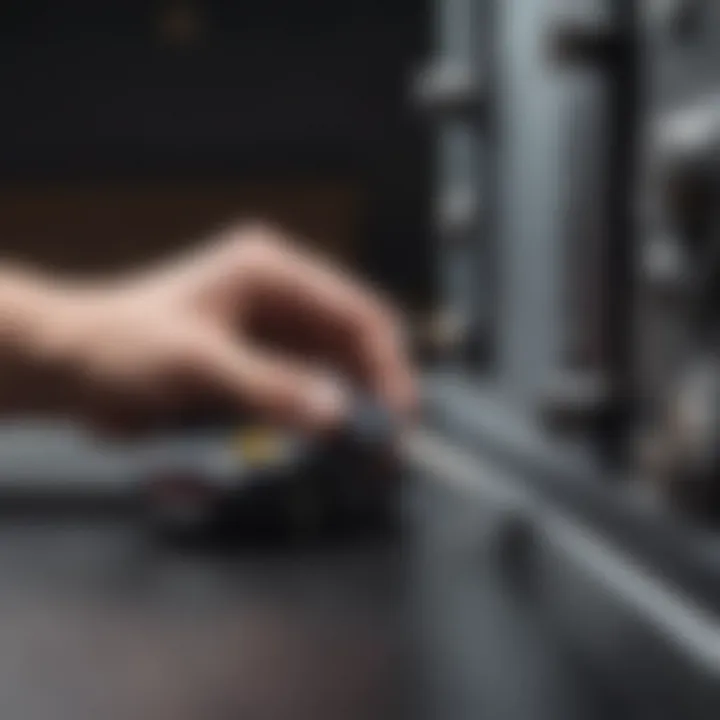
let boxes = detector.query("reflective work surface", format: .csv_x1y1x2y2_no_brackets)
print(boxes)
0,477,624,720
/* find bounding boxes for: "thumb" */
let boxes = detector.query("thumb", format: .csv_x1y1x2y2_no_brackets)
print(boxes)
193,334,351,431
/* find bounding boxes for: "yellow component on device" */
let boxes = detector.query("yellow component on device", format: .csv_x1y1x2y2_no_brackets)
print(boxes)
233,426,284,466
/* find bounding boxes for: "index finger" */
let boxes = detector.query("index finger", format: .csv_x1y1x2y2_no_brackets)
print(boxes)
236,233,418,416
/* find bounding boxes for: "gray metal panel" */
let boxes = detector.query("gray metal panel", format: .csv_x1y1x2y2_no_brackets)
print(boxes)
496,0,565,404
634,0,720,512
497,0,641,466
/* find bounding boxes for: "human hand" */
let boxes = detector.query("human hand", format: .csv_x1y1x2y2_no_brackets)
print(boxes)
0,222,417,435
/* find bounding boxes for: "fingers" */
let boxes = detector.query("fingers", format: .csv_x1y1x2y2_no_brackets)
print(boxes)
349,306,417,416
221,228,418,416
192,331,352,432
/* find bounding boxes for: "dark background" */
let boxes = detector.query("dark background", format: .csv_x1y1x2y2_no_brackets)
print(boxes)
0,0,432,307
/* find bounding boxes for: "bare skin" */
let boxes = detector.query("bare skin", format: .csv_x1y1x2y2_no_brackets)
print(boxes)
0,222,417,436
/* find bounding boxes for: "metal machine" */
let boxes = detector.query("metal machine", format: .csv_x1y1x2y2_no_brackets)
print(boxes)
0,1,719,718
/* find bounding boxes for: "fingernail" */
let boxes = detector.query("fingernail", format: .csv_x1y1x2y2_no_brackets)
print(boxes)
304,376,350,429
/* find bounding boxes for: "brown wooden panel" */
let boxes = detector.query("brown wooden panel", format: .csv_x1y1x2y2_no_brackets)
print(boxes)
0,182,361,274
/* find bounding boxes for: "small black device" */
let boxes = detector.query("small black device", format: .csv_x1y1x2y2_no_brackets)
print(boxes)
143,397,404,546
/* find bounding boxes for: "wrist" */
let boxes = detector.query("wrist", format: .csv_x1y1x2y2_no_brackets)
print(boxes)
0,266,80,415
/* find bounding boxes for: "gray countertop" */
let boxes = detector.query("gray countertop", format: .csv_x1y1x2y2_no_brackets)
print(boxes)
0,473,621,720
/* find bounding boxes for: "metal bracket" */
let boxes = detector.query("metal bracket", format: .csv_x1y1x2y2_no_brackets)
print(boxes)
412,60,488,119
539,371,615,434
549,22,628,68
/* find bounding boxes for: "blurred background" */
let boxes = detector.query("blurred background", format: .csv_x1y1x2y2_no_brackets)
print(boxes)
0,1,719,719
0,0,431,297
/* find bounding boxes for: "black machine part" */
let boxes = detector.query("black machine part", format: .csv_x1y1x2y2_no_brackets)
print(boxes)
145,397,405,546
